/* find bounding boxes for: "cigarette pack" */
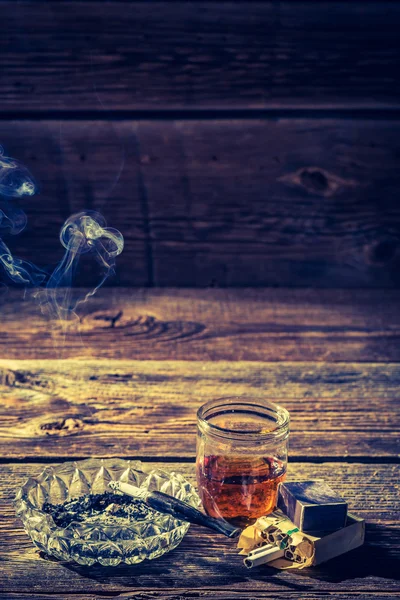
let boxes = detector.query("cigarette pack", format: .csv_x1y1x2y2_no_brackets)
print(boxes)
238,511,365,570
277,480,347,536
308,513,365,566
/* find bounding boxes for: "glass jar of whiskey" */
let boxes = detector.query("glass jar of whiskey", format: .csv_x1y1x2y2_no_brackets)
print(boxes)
196,397,289,527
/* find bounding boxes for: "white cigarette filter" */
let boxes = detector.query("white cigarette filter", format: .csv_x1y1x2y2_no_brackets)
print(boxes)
244,545,285,569
109,480,150,501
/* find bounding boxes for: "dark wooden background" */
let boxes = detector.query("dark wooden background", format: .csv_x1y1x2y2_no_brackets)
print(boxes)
1,5,400,597
1,1,400,287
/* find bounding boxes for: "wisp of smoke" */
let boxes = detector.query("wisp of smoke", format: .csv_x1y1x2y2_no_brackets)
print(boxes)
0,145,37,198
42,210,124,320
0,146,45,285
0,143,125,349
0,235,45,286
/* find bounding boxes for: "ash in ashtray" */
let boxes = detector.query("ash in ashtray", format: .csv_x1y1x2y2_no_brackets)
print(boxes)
43,492,158,528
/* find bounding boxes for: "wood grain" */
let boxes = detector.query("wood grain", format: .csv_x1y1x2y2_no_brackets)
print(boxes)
2,288,400,362
3,595,400,600
0,359,398,459
147,119,400,287
0,119,399,287
1,462,399,595
1,2,400,111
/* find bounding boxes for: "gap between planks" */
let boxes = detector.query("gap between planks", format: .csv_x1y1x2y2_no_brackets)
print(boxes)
1,592,326,599
2,109,400,121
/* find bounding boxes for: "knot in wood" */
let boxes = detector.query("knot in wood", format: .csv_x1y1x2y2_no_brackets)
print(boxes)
300,168,328,193
0,368,28,387
81,310,206,341
129,315,205,341
365,238,399,265
40,417,84,436
279,167,358,197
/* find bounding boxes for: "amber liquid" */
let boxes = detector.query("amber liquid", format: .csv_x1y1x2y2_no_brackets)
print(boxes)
196,455,286,526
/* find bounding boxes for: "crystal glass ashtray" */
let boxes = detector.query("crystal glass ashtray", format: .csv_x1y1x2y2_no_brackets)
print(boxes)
14,458,200,566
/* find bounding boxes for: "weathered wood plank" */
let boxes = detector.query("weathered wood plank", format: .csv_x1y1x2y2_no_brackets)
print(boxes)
1,524,397,593
0,360,398,458
146,119,400,287
1,2,400,110
3,596,400,600
1,462,399,594
2,288,400,362
1,119,400,287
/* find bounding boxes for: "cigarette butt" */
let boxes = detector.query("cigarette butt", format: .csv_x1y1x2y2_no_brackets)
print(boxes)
244,545,285,569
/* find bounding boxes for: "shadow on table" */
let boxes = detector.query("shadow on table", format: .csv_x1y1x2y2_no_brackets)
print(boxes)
290,524,400,584
42,523,399,589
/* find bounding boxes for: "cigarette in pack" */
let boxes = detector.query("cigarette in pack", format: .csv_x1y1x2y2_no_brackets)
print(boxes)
285,544,308,564
243,544,285,569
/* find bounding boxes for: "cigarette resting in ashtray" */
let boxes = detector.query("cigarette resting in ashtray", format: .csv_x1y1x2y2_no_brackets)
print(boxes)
109,481,241,538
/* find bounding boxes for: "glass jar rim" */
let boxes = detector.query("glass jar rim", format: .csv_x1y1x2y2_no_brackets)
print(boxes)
197,396,290,441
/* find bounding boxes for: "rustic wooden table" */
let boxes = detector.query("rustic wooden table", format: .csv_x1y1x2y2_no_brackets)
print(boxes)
1,288,399,599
